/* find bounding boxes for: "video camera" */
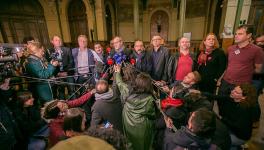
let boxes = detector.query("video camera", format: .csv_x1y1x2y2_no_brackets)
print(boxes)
0,43,24,83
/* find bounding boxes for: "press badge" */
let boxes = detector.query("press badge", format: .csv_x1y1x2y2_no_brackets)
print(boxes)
234,49,240,55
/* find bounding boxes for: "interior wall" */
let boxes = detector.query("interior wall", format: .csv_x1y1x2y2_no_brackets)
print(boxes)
119,22,135,42
33,0,253,44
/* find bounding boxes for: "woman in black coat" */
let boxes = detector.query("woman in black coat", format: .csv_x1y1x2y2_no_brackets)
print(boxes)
12,91,46,149
197,33,227,94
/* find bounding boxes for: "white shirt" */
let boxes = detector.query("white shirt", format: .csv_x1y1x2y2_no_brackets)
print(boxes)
77,49,89,74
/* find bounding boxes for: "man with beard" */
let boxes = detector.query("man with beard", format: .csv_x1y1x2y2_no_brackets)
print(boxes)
167,37,197,85
130,40,152,74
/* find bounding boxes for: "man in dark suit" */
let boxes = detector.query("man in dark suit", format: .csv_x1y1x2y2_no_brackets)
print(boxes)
150,35,170,83
71,35,95,95
46,35,75,99
108,36,132,63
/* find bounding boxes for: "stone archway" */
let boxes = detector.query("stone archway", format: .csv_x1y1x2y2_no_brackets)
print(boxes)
68,0,89,43
0,0,49,45
150,10,169,41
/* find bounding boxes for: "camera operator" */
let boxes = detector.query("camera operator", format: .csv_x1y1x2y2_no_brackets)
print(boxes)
25,41,58,105
46,35,75,99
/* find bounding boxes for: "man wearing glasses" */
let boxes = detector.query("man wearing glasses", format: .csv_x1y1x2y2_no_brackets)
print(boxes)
150,35,170,83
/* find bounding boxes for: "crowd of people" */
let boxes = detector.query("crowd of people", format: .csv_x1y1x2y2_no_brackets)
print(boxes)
0,24,264,150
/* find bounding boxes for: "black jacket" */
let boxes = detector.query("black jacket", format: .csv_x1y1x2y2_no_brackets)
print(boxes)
12,105,46,149
130,50,153,74
164,127,218,150
167,51,197,84
203,93,254,140
197,48,227,93
90,83,123,132
0,102,17,149
45,47,74,75
12,106,46,138
150,46,170,81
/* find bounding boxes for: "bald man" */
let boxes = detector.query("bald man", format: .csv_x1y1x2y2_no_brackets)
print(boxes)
167,37,197,85
150,35,170,82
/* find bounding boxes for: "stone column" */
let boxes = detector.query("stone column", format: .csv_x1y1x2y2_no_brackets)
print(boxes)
95,0,107,41
133,0,139,39
233,0,244,32
179,0,186,37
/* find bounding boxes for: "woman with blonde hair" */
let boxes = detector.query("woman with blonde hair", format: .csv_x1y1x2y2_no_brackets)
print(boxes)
25,41,58,104
197,33,227,93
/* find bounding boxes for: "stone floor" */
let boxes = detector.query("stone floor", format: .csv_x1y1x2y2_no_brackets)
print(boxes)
246,93,264,150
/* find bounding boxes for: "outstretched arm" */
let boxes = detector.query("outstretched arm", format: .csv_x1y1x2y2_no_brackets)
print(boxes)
67,89,95,108
114,65,130,102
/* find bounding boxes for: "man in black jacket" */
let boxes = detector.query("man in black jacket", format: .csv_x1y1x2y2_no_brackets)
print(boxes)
167,37,197,85
108,36,132,64
163,109,218,150
130,40,152,75
150,35,170,83
46,35,75,99
90,80,123,133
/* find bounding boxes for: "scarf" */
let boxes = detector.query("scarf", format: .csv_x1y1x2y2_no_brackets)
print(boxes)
95,88,114,101
91,50,104,64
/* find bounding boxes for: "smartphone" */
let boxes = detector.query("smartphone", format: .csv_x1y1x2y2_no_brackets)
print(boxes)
104,121,111,128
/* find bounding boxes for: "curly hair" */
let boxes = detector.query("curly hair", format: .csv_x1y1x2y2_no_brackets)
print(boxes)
85,126,127,150
199,33,219,51
238,83,257,108
41,100,65,120
27,41,43,55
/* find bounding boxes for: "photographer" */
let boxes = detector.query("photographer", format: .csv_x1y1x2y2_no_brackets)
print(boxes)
46,35,75,99
25,41,58,104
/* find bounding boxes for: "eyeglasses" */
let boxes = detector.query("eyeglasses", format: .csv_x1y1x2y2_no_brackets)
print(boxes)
113,40,121,44
152,39,161,41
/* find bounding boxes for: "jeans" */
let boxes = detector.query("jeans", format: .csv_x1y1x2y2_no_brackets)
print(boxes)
28,125,49,150
230,132,246,150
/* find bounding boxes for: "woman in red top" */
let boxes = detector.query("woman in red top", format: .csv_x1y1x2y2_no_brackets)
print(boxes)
42,89,95,147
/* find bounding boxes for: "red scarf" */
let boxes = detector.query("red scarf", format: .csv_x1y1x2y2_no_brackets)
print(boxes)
161,97,183,110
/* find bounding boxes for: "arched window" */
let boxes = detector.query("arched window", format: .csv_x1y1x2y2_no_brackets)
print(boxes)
68,0,89,44
0,0,49,45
